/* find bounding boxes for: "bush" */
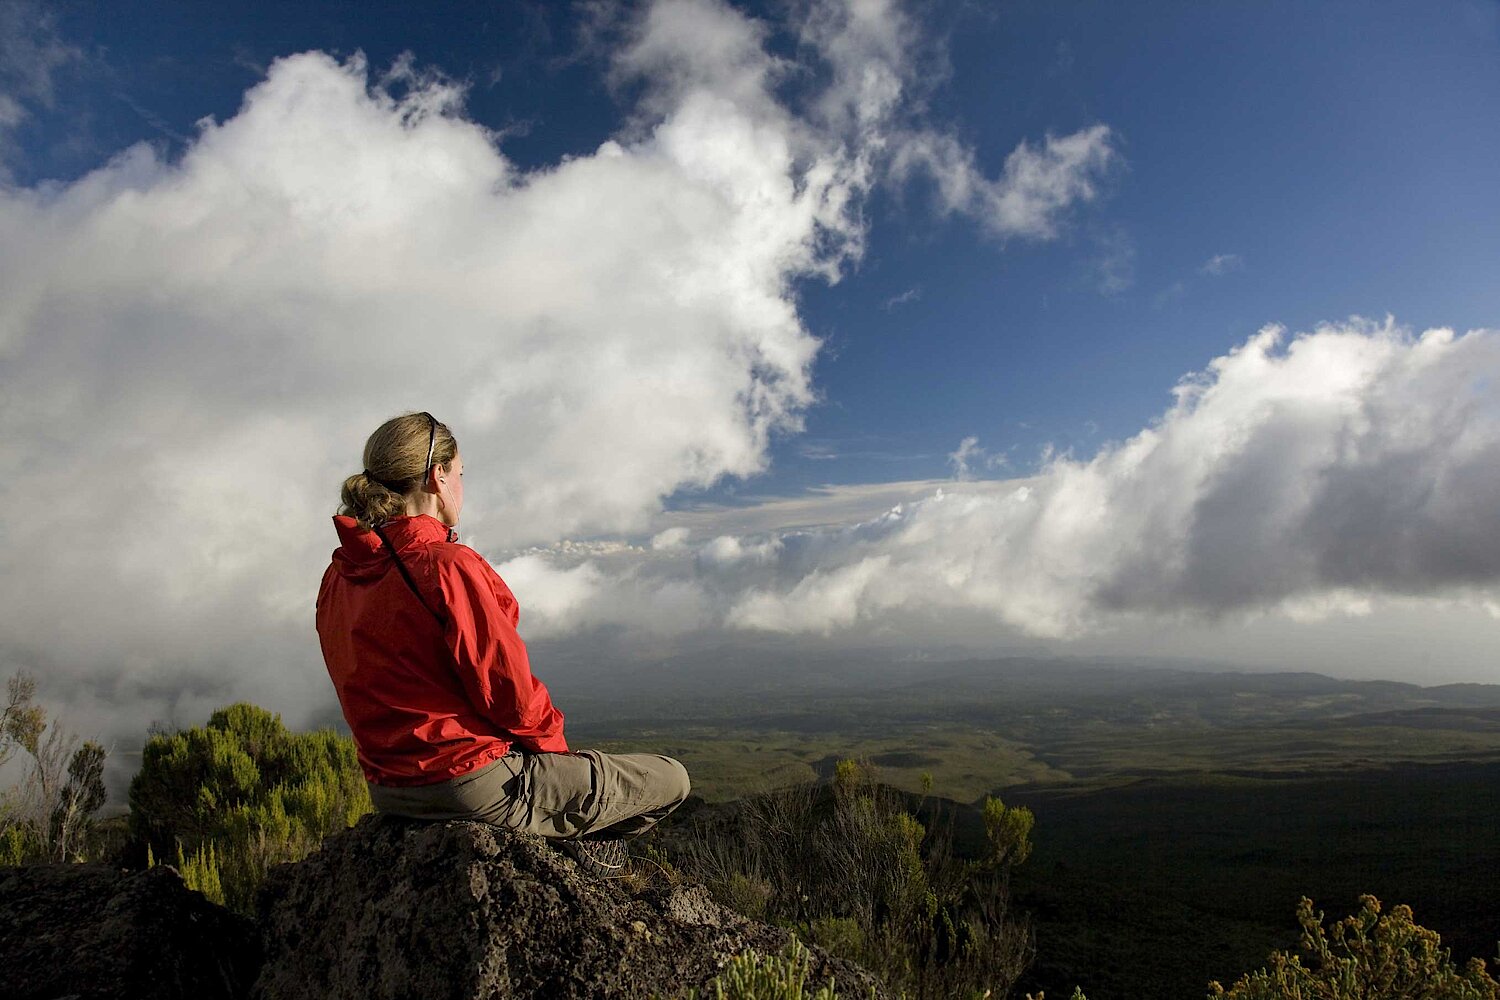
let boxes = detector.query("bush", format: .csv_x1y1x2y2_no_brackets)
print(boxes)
685,939,843,1000
1209,895,1500,999
128,703,370,913
1,672,109,863
673,759,1034,1000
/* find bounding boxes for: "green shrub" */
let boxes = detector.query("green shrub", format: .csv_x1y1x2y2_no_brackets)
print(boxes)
1208,896,1500,999
675,759,1034,1000
721,871,775,921
129,703,370,913
173,840,226,907
982,793,1033,866
0,825,32,866
686,939,842,1000
803,916,866,960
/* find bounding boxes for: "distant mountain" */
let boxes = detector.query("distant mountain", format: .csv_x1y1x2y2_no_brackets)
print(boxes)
551,648,1500,735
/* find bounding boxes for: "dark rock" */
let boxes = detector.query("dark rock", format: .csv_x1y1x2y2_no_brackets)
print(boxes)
0,863,260,1000
252,814,886,999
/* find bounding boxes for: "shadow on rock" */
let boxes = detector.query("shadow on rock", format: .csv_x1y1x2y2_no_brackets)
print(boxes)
0,863,259,1000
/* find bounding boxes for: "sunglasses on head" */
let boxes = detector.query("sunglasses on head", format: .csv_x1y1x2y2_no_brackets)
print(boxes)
421,412,438,480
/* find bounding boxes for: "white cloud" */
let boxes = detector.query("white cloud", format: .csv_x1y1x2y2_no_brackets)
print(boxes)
1093,226,1136,294
0,92,24,128
650,526,692,551
0,22,816,733
947,435,1008,479
945,435,994,479
0,0,1119,745
881,286,921,310
795,0,1118,241
890,124,1117,240
1199,252,1243,276
0,0,80,148
735,320,1500,633
649,478,1019,537
511,320,1500,651
948,435,983,479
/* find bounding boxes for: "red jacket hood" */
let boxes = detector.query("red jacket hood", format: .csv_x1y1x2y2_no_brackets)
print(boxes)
330,515,457,583
318,512,567,782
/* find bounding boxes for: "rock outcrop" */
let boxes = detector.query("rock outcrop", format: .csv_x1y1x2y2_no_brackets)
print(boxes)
252,814,885,999
0,863,260,1000
1,816,886,999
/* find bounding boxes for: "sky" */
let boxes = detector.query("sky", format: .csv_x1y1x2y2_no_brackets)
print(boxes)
2,0,1500,757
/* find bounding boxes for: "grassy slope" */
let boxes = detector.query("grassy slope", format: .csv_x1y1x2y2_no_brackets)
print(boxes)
555,656,1500,999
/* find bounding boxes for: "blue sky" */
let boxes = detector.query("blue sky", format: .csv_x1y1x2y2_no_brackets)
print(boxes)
14,1,1499,492
3,0,1500,747
796,0,1500,488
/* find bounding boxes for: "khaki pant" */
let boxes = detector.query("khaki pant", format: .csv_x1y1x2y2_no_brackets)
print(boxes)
368,749,690,840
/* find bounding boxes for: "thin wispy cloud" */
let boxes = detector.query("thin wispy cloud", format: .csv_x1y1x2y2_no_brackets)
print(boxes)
882,286,921,310
0,0,79,110
0,0,82,165
1093,226,1136,295
1199,252,1243,276
114,91,192,144
892,124,1117,240
947,435,1007,480
798,441,841,461
1152,280,1188,308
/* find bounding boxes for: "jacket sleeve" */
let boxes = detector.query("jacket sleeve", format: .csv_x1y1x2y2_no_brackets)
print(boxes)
437,550,568,753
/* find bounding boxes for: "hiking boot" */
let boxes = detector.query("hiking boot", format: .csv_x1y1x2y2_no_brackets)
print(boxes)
559,837,630,878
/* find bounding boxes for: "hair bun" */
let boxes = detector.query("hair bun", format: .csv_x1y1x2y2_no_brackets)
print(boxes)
339,412,458,530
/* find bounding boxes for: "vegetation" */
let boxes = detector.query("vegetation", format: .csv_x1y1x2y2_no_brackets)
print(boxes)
671,758,1035,1000
684,940,844,1000
564,657,1500,805
1006,762,1500,999
129,702,370,912
1209,896,1500,1000
578,661,1500,999
7,666,1498,999
0,672,109,864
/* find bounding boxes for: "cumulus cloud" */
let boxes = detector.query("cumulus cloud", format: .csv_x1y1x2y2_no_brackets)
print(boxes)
0,19,819,736
512,320,1500,642
0,0,1117,745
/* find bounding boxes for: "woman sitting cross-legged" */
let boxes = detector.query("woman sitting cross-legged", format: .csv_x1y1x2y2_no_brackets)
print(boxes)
315,411,690,877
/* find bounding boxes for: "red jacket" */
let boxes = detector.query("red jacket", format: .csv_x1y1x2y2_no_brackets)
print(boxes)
316,514,567,786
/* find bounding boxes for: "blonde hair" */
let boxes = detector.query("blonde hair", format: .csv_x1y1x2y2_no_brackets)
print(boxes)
339,412,458,530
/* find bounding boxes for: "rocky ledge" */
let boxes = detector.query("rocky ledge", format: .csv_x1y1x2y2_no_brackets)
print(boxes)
0,863,260,1000
2,815,886,1000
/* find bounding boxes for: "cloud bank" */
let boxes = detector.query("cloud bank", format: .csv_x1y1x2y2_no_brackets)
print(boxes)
0,0,1115,738
507,320,1500,642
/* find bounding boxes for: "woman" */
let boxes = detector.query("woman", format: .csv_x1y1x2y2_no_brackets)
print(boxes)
315,411,690,876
